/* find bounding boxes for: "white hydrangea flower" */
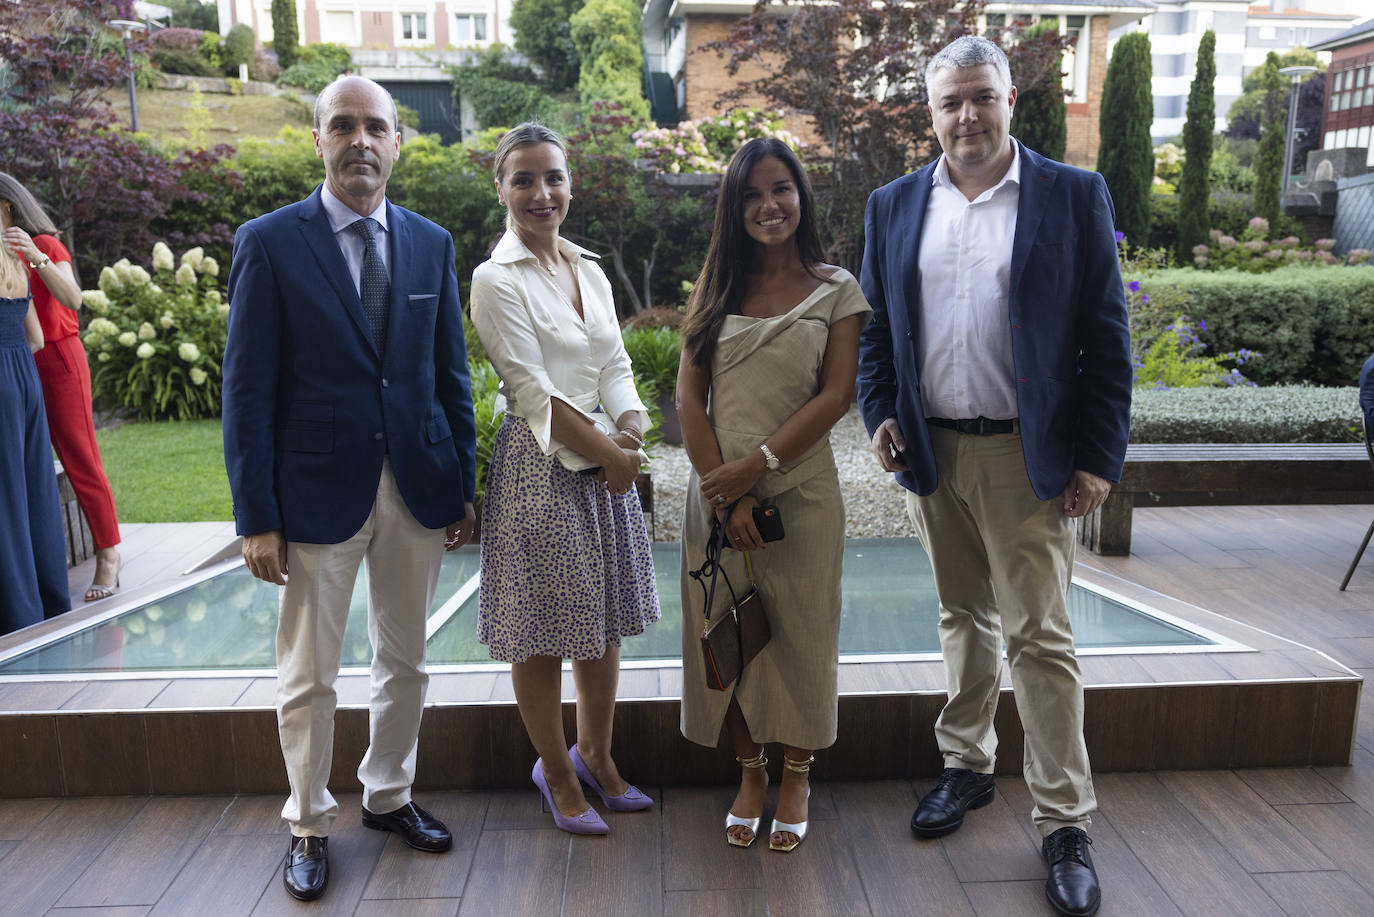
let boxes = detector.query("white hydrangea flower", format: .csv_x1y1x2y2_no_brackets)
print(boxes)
218,302,230,318
83,331,104,348
200,257,219,277
175,263,197,286
205,289,221,305
152,242,174,272
82,289,111,313
97,268,123,295
178,342,201,362
98,352,111,362
136,342,155,359
92,317,120,337
113,260,133,283
180,246,204,270
118,331,137,347
128,265,151,286
190,367,208,385
146,283,161,297
138,322,156,341
159,312,174,329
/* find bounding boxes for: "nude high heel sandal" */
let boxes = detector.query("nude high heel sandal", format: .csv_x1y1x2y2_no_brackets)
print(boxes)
725,749,767,848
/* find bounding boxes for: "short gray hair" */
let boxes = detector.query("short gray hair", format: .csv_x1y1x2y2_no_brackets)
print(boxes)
924,36,1013,96
313,75,399,132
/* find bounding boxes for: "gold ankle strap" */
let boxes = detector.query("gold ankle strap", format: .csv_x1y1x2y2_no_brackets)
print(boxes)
783,754,814,774
736,750,767,769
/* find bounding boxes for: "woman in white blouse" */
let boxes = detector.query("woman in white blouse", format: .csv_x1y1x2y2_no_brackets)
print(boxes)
469,123,660,835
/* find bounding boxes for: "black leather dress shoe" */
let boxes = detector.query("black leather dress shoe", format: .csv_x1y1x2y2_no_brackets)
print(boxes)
1043,826,1101,917
362,801,452,852
911,767,996,838
283,835,328,901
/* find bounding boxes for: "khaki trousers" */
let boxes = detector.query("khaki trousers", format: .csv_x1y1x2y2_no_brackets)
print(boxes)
905,425,1095,835
276,461,445,837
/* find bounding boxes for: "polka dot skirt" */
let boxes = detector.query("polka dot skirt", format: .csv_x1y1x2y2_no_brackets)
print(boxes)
478,414,660,664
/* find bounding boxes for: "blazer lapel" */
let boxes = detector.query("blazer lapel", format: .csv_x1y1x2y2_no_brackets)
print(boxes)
297,188,377,356
383,202,411,365
1009,142,1056,293
899,169,933,331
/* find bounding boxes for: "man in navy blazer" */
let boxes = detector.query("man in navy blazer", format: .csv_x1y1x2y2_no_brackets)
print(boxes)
222,76,476,902
857,37,1130,917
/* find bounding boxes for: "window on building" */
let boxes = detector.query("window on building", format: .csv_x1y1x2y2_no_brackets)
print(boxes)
401,13,427,41
454,13,488,43
984,13,1005,38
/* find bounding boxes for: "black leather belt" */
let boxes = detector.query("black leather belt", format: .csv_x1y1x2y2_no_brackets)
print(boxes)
927,417,1019,435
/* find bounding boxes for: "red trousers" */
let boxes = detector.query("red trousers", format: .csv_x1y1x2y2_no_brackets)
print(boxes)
32,334,120,550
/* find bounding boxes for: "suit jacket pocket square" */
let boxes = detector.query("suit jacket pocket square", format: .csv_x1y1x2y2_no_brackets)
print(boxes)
408,293,438,310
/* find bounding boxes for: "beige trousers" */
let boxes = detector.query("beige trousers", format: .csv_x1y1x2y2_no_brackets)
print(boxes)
276,460,445,837
905,425,1095,835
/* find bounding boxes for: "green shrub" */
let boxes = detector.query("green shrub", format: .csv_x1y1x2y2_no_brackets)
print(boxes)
81,242,227,421
1136,266,1374,385
198,31,224,71
151,45,219,77
223,24,255,73
277,42,352,92
1130,385,1361,443
469,358,503,500
621,325,680,402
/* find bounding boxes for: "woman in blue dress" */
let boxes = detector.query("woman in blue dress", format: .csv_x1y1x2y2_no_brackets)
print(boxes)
0,194,69,635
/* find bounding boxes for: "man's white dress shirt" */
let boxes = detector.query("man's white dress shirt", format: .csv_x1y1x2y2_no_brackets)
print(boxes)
319,185,391,293
916,146,1021,421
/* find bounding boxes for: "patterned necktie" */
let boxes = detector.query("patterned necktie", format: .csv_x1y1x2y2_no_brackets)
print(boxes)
348,217,389,356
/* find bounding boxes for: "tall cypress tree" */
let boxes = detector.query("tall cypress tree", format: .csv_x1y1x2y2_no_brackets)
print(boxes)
1010,19,1067,161
1254,51,1285,228
271,0,298,70
1096,31,1153,248
1177,30,1216,263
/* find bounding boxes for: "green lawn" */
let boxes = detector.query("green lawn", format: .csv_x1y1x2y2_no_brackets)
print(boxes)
95,419,233,522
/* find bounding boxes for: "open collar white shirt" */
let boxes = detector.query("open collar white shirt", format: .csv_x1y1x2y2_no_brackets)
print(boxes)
916,144,1021,421
468,231,647,457
320,185,390,297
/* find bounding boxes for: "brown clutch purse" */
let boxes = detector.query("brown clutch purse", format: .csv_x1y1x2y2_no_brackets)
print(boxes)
691,519,771,692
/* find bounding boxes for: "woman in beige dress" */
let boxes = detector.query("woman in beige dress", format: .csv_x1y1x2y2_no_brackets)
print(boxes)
677,138,871,851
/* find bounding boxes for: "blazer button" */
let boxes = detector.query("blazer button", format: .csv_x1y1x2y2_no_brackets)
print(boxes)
382,378,389,387
374,432,384,441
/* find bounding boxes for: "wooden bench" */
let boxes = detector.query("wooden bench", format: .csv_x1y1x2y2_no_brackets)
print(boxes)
54,460,96,568
1078,443,1374,556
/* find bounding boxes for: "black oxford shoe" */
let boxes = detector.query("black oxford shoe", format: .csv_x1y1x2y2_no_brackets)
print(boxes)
1043,826,1101,917
912,767,996,838
283,835,328,901
362,801,452,852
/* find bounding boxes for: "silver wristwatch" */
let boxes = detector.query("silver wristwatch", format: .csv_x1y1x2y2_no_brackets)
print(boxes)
759,443,779,471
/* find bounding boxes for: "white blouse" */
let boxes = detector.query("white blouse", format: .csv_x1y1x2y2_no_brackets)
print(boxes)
469,231,648,460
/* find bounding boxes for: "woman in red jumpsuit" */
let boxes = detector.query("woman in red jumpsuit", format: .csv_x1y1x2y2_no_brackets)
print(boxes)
0,173,121,601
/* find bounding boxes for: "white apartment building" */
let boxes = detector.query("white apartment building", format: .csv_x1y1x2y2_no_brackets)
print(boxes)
1115,0,1357,140
215,0,515,52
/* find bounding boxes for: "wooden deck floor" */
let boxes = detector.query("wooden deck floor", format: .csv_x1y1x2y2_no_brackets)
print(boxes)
1,504,1372,917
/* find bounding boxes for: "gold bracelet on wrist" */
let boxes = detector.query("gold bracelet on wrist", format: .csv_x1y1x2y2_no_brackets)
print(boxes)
29,255,51,270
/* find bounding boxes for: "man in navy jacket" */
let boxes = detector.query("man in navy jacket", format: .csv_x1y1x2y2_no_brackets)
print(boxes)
223,76,476,902
857,37,1131,917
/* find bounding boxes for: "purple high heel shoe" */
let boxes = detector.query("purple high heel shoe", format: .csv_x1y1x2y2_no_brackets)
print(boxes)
533,758,609,835
570,745,654,812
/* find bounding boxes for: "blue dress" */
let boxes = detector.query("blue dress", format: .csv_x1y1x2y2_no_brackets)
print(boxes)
0,292,69,635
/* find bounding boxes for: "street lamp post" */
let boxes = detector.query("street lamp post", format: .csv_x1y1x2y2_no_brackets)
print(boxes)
1278,65,1318,192
107,19,148,133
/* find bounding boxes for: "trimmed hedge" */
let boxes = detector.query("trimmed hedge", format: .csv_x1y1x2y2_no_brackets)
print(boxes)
1130,385,1361,443
1135,266,1374,386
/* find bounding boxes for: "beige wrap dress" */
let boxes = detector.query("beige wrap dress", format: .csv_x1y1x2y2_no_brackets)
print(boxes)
679,269,872,750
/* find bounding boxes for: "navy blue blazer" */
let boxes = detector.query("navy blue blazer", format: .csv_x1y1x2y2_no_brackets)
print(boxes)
857,141,1132,500
222,187,477,544
1360,353,1374,433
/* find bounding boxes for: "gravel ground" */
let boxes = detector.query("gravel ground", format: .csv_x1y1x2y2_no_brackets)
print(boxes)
648,405,916,543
